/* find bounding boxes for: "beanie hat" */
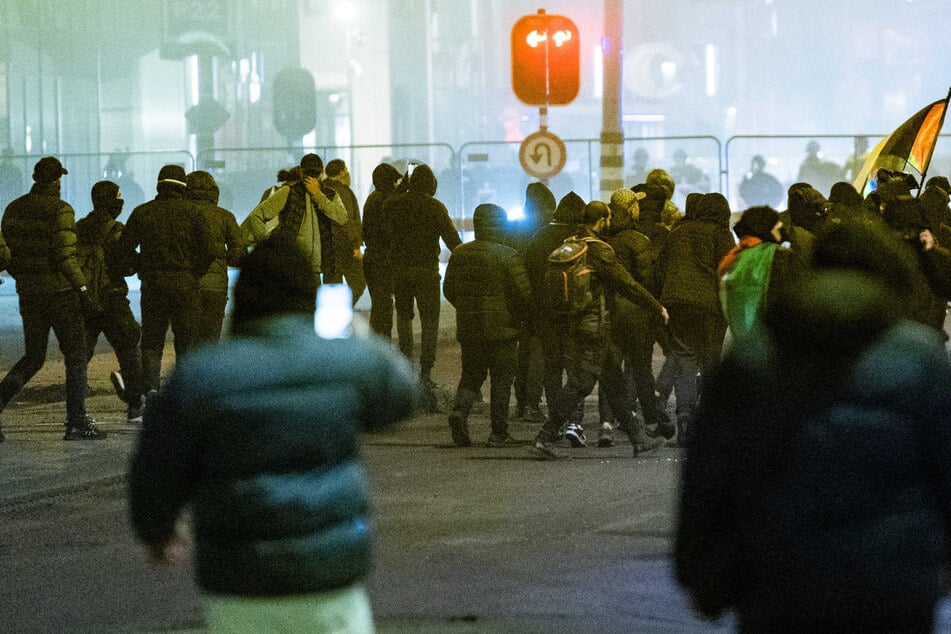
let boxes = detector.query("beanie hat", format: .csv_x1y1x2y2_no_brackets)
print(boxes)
828,181,863,207
33,156,68,184
646,169,675,200
157,164,187,187
733,206,780,242
371,163,402,192
91,180,120,209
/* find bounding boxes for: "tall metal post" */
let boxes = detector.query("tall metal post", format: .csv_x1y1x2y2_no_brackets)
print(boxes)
599,0,624,201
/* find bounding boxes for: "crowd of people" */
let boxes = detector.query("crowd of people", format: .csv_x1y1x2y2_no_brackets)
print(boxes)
3,148,951,629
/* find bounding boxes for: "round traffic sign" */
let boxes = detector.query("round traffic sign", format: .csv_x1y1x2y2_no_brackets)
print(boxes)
519,130,567,180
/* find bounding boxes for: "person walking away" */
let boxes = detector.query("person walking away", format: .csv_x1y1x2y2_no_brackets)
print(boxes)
129,238,418,632
77,181,146,423
676,218,951,631
718,206,801,348
322,159,366,305
362,163,402,338
506,182,555,423
186,170,246,346
0,157,105,440
522,191,586,434
443,203,532,447
532,201,667,460
116,164,218,393
657,192,735,446
385,163,462,403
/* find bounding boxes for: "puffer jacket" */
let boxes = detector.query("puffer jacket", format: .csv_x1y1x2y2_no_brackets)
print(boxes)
659,192,735,313
129,315,418,596
2,182,86,294
443,218,531,343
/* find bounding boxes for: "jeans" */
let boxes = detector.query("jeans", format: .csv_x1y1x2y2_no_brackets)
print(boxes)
363,251,393,339
85,292,144,404
195,289,229,347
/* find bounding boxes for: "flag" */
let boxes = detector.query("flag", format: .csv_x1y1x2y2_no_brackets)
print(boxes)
854,92,950,196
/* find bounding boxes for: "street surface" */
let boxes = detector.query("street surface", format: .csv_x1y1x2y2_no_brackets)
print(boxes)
0,288,948,633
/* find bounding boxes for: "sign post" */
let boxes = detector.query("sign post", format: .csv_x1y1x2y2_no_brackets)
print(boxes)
511,9,579,183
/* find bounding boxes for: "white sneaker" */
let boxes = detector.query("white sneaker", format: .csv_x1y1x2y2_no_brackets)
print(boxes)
564,423,587,448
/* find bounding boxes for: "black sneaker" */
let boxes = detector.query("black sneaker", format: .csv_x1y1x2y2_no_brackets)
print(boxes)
127,396,145,425
448,413,471,447
597,422,614,447
64,416,108,441
486,433,521,448
530,438,566,460
109,371,126,403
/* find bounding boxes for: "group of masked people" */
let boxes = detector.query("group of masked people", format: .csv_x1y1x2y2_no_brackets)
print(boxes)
0,156,243,441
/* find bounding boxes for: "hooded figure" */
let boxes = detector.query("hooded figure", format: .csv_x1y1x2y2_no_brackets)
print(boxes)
506,182,556,253
362,163,403,338
718,206,800,346
443,203,532,447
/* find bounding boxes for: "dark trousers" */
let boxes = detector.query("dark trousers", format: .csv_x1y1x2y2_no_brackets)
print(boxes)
513,330,544,412
195,289,229,347
85,293,144,404
539,320,583,425
540,329,637,438
393,266,441,377
363,252,393,338
323,252,366,306
451,339,518,436
0,291,88,423
665,305,726,423
599,312,665,426
140,280,201,392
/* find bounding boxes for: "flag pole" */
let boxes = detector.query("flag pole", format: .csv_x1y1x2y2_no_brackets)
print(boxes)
916,84,951,197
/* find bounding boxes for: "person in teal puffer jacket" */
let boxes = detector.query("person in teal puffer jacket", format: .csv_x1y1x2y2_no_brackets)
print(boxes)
129,238,417,632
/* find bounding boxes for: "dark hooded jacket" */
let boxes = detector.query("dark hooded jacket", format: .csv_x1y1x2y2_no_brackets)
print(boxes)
443,204,531,343
659,192,735,313
505,182,556,254
523,191,585,305
385,164,461,270
186,171,245,294
2,181,87,294
362,163,402,265
676,269,951,629
631,183,671,264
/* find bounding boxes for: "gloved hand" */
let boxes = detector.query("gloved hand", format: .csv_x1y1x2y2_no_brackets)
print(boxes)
78,287,103,319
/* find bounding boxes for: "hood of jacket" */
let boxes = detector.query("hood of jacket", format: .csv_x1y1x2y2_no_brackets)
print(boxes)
408,164,437,197
372,163,402,192
525,182,556,221
473,203,508,242
696,192,731,226
552,191,585,223
186,170,220,205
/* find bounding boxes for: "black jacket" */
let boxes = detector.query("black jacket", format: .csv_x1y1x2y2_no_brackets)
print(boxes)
2,182,87,295
385,165,461,270
443,224,531,343
76,207,133,299
117,186,218,286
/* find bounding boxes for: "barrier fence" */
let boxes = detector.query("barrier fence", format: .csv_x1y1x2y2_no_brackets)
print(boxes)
1,135,948,226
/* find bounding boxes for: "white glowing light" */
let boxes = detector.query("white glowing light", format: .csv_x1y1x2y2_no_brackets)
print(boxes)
333,1,356,22
506,205,525,222
526,30,546,47
552,30,572,47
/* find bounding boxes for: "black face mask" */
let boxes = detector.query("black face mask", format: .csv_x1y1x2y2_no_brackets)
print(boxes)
109,198,125,219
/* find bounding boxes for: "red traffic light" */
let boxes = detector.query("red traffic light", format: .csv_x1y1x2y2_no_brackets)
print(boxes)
511,11,580,106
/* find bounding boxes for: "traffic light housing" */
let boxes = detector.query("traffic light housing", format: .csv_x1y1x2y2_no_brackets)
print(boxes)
511,11,580,106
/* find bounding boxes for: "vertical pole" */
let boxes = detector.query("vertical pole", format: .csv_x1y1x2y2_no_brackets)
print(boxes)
599,0,624,202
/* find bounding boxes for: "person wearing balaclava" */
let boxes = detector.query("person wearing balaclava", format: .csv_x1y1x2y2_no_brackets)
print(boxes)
0,156,105,440
717,206,801,346
116,164,219,394
76,180,147,424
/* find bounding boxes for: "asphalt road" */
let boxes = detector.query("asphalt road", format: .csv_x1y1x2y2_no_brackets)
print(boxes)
0,287,947,633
